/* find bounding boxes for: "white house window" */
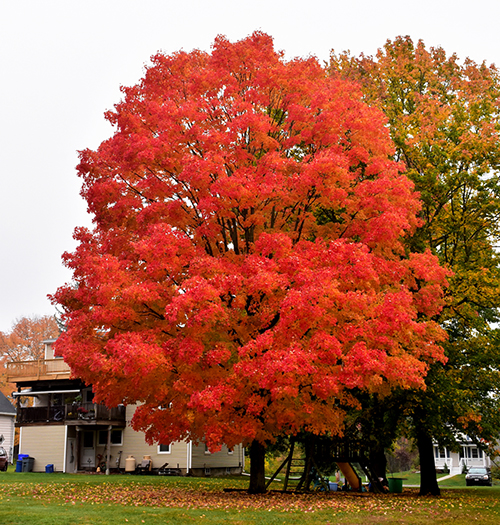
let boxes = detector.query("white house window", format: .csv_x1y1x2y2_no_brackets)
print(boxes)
227,447,234,455
435,447,448,459
472,448,479,459
98,430,123,446
158,444,171,454
205,444,211,455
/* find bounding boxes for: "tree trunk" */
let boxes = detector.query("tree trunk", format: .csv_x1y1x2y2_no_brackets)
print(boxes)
248,440,266,494
369,446,388,485
369,446,389,492
416,424,440,496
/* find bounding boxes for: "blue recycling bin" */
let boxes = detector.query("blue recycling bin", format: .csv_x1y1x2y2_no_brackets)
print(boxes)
45,464,54,473
15,460,22,472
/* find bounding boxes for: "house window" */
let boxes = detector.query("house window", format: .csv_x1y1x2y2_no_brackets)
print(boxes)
98,430,123,446
205,444,211,455
52,393,64,406
158,444,171,454
227,447,234,455
85,390,95,403
472,448,479,459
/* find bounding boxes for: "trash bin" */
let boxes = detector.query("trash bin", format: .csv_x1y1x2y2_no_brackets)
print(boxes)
15,460,22,472
45,464,54,473
388,478,403,493
328,482,338,491
22,457,34,472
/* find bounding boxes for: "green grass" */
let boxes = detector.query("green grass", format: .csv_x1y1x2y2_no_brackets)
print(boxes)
390,471,500,489
1,466,500,524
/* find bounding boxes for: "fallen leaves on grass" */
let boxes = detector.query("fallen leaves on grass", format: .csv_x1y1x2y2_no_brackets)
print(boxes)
1,481,499,521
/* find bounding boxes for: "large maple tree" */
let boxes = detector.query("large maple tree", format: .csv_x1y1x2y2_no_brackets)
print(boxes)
330,36,500,495
53,32,447,492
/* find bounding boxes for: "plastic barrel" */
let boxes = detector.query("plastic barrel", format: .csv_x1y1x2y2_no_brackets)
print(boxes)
388,478,403,493
22,457,34,472
125,455,136,472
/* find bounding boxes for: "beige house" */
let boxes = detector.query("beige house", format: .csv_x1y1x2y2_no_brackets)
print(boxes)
8,339,243,475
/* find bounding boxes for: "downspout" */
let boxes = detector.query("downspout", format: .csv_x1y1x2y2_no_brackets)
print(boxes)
63,425,68,473
19,426,23,456
187,440,192,474
106,425,112,475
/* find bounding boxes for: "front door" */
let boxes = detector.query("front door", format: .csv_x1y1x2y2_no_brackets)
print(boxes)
80,431,95,469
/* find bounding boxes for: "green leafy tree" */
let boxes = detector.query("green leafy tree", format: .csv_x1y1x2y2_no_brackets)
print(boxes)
329,36,500,495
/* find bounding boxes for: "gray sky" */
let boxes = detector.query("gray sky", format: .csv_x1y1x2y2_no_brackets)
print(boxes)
1,0,499,333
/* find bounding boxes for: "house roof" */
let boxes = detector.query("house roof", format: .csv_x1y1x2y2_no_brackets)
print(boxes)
0,392,15,415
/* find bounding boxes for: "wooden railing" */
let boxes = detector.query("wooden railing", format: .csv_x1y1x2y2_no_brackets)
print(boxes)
16,402,126,424
6,358,71,382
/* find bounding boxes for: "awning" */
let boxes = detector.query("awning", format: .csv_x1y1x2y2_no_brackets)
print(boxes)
12,389,81,397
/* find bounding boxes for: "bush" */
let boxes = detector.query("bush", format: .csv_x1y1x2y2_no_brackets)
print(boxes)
490,464,500,480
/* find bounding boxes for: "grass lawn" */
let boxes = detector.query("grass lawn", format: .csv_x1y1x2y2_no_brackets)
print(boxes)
1,467,499,524
391,471,500,489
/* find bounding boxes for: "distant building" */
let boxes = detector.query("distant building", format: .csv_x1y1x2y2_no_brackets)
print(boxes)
0,391,16,463
434,437,494,475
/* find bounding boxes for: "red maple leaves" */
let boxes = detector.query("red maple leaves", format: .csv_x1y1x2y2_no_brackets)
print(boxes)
52,32,448,450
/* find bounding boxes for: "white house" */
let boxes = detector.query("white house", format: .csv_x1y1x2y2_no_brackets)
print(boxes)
434,437,493,476
0,392,16,463
8,339,244,475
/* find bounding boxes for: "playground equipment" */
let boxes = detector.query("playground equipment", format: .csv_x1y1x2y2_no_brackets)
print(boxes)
266,438,387,493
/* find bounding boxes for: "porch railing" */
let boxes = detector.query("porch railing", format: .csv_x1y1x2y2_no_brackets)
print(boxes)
7,358,71,382
16,402,126,424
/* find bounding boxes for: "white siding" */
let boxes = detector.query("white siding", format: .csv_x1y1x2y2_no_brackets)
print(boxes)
191,442,244,469
20,426,66,472
119,425,188,470
119,405,188,471
0,414,15,462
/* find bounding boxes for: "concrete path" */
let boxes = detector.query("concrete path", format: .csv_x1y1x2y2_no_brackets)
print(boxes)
437,473,458,481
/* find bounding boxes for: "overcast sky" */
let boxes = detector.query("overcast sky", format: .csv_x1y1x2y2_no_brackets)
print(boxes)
1,0,500,333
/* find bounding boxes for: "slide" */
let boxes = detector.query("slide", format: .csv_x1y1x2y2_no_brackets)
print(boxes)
336,462,361,491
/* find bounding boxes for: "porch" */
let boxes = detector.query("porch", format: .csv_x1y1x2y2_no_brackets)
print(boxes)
16,402,126,425
7,358,71,382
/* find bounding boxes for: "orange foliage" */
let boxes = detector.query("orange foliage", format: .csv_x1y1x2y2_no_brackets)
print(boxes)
0,315,59,399
52,33,448,450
